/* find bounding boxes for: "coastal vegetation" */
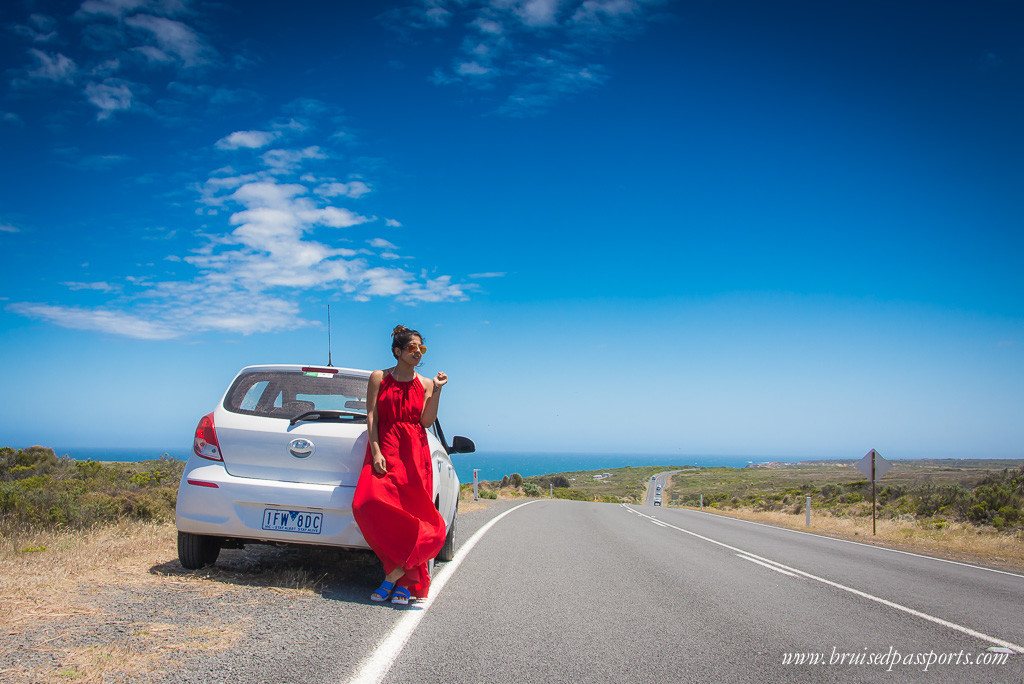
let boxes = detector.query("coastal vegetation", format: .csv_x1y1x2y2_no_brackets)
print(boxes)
662,459,1024,531
0,446,182,545
465,465,684,503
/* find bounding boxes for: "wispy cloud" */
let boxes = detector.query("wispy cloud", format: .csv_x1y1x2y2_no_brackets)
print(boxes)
10,102,471,339
10,13,59,43
6,303,179,340
7,0,219,120
386,0,667,115
0,224,21,233
215,130,281,150
62,281,119,293
26,49,78,83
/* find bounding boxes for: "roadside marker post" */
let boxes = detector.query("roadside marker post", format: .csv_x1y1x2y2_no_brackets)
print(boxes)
806,496,811,527
700,494,703,510
473,469,479,501
855,449,892,535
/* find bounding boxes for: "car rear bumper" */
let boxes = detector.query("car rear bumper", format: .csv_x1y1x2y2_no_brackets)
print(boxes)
175,460,368,549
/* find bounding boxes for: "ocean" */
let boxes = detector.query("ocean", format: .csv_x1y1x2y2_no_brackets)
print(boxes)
51,446,785,483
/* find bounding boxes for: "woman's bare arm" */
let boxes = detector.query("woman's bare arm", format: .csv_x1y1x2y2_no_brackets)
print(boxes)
366,370,386,474
419,371,447,428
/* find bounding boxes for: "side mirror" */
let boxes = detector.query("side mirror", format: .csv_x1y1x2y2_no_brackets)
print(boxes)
450,435,476,454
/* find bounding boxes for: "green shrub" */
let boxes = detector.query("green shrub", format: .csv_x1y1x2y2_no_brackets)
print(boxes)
0,446,184,531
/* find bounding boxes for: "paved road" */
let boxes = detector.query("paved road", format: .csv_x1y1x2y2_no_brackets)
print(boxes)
643,469,679,506
335,500,1024,683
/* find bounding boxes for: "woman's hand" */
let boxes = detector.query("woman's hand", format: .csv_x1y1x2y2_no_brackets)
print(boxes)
432,371,448,391
372,452,387,475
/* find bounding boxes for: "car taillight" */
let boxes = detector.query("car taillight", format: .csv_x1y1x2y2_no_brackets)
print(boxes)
193,412,222,461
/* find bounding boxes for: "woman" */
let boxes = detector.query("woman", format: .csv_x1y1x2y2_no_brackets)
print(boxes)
352,325,448,604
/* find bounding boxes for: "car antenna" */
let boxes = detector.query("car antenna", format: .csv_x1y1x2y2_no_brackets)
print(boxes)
327,304,333,367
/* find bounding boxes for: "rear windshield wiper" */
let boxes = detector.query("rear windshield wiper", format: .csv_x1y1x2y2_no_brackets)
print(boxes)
289,410,367,426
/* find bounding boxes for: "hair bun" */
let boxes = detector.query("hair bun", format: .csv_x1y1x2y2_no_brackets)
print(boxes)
391,325,408,338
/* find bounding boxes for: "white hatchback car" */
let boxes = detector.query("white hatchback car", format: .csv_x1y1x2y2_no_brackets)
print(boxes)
175,364,474,570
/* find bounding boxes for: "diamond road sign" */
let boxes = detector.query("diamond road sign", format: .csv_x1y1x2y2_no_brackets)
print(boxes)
855,449,891,481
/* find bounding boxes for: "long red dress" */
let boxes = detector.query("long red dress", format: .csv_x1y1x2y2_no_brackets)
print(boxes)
352,372,446,598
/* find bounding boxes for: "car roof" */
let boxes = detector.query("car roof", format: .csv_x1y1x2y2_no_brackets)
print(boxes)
236,364,372,378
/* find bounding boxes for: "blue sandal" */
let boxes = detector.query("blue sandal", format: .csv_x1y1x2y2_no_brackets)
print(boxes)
391,586,411,605
370,580,395,602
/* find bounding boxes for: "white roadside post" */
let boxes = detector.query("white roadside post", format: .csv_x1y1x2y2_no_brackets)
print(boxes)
700,494,704,510
473,469,479,501
549,484,553,498
806,496,811,527
855,449,893,535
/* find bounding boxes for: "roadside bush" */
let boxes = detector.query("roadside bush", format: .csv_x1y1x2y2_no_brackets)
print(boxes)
0,446,184,530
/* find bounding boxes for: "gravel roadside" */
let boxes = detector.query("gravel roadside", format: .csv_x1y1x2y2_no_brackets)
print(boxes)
2,497,526,684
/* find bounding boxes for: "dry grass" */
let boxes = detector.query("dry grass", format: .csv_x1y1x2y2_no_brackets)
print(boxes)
0,520,246,683
688,505,1024,571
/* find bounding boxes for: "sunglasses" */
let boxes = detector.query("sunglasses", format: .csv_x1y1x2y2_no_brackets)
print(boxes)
404,343,427,355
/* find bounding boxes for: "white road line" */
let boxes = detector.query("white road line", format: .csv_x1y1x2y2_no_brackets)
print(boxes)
347,500,541,684
737,553,798,577
687,508,1024,580
625,506,1024,654
650,519,669,528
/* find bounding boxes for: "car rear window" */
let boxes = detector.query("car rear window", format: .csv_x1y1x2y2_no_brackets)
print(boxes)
224,370,368,420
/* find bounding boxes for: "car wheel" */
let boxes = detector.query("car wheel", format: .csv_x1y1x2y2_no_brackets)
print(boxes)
177,531,222,569
436,504,457,562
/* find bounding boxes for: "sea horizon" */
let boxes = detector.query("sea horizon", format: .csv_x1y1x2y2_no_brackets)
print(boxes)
39,446,1023,484
38,445,860,483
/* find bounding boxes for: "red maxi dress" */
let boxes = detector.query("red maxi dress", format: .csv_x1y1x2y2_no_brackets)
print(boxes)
352,372,446,598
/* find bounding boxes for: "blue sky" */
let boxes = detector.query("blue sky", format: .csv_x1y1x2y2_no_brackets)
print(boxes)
1,0,1022,460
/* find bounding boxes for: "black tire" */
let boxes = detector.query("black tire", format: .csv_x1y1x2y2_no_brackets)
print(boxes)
177,531,221,569
436,504,457,562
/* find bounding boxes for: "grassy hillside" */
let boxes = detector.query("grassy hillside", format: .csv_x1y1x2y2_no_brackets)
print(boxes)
663,460,1024,530
475,458,1024,533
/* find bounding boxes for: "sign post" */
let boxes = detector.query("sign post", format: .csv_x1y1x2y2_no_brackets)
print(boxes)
473,469,480,501
855,449,892,535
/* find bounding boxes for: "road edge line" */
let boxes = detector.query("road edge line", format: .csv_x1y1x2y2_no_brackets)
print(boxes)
347,500,541,684
626,505,1024,654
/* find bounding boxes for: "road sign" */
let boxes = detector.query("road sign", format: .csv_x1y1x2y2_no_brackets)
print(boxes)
855,449,891,481
855,449,892,536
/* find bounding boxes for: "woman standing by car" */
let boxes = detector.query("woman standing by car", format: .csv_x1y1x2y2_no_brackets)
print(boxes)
352,325,448,605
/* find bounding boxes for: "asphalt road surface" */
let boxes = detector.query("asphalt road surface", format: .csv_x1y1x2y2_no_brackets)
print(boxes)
643,470,677,506
335,499,1024,684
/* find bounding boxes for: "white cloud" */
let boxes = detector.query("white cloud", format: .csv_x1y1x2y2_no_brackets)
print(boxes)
10,103,471,340
390,0,664,114
11,13,59,43
26,49,78,84
85,80,135,119
469,271,507,278
124,14,213,67
0,224,20,233
76,0,187,20
6,303,180,340
6,0,218,122
385,218,402,228
511,0,566,27
457,61,492,76
62,281,118,292
215,130,280,150
261,146,327,172
315,181,372,199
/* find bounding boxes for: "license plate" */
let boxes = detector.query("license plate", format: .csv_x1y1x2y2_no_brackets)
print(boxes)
262,508,323,534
